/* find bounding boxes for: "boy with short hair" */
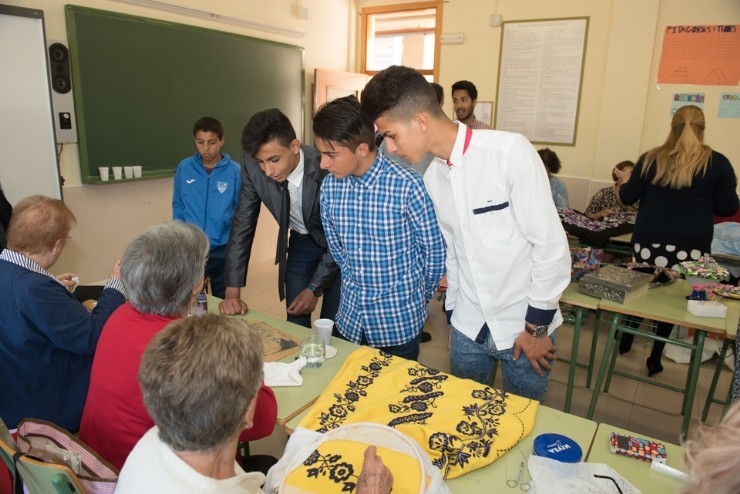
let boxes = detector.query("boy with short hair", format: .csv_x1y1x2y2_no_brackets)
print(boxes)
361,66,570,401
313,95,445,361
221,109,340,328
172,116,240,298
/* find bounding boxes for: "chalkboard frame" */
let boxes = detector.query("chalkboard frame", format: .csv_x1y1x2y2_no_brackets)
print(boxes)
65,5,305,184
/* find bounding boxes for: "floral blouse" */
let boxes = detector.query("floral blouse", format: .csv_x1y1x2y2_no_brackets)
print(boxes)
585,186,639,217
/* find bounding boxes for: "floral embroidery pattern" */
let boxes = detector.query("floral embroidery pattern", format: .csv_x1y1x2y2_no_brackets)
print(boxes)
387,364,448,426
303,449,358,492
559,208,636,231
427,386,521,477
317,352,393,432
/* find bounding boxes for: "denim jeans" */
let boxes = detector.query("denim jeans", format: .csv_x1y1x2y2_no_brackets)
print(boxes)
449,326,555,402
285,231,341,328
359,331,421,361
205,244,227,299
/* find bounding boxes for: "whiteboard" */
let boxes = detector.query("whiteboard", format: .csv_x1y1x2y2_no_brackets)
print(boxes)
0,5,61,204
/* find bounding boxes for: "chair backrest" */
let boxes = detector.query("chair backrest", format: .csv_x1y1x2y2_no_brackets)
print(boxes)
0,417,19,484
15,455,86,494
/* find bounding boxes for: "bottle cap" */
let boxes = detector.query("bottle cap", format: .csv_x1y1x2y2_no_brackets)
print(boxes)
532,433,582,463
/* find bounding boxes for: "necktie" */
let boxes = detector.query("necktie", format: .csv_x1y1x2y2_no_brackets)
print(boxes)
276,182,290,301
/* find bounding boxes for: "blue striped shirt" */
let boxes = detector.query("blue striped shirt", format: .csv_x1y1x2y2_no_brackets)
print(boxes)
320,153,446,347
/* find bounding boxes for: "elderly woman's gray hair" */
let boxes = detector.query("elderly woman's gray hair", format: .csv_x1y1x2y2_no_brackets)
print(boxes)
138,314,264,452
120,221,208,317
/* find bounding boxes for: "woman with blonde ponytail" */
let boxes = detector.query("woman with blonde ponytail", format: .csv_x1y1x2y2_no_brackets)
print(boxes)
614,105,738,376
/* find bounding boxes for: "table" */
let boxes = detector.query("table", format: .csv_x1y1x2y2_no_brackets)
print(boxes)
587,423,685,494
559,283,602,412
587,280,739,435
206,297,361,425
286,405,598,492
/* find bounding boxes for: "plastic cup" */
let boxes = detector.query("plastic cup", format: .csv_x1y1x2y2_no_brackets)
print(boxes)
313,318,334,347
123,166,134,179
132,165,142,178
112,166,123,180
98,166,109,181
299,334,325,368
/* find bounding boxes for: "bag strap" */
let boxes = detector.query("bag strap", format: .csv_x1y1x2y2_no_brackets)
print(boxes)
11,452,24,494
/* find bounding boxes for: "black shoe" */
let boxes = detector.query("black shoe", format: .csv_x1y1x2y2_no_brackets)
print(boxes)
646,356,663,377
421,331,432,343
619,339,633,355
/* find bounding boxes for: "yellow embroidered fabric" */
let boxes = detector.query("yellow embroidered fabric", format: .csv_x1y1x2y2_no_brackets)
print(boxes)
298,347,538,479
283,438,424,493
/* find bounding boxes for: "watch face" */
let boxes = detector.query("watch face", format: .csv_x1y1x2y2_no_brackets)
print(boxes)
535,326,549,337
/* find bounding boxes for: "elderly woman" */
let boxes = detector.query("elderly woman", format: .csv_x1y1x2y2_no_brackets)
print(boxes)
79,222,277,470
680,402,740,494
585,160,640,220
117,315,393,494
0,195,125,431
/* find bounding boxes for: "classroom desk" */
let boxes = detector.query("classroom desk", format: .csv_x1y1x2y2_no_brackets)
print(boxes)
587,423,685,494
587,280,739,435
287,404,598,493
206,297,361,425
559,283,602,412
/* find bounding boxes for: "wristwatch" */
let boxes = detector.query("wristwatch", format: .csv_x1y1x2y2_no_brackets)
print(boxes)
307,283,324,298
525,323,549,338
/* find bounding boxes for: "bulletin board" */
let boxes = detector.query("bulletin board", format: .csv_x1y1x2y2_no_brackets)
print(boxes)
495,17,589,145
65,5,304,184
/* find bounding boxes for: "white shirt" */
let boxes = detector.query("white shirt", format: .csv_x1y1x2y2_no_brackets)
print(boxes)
115,427,266,494
424,124,571,350
286,149,308,234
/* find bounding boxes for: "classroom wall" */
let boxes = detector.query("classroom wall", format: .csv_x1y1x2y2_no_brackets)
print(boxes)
5,0,739,280
357,0,740,209
2,0,349,281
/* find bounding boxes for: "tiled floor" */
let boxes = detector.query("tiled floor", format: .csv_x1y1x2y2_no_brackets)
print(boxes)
244,257,734,455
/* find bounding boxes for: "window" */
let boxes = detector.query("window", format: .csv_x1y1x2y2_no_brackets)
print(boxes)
360,2,442,81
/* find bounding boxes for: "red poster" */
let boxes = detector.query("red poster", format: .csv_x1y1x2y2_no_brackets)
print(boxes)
657,25,740,85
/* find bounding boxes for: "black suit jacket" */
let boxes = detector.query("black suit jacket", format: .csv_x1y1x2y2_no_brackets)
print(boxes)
225,144,338,290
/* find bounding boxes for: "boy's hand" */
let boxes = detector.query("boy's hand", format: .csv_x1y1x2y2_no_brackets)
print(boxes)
219,287,248,315
513,330,556,376
287,288,318,316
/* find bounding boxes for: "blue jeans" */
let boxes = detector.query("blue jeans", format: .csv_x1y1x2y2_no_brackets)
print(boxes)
449,326,555,402
359,331,421,361
285,232,341,328
206,244,227,299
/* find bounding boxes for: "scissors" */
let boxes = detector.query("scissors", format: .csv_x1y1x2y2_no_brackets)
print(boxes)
507,461,532,491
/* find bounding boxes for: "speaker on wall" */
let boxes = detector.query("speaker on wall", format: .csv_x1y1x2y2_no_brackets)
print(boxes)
47,40,77,143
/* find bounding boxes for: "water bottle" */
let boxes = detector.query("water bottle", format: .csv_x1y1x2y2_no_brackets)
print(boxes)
194,290,208,316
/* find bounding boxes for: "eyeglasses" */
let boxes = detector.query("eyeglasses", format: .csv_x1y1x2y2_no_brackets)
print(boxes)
594,474,623,494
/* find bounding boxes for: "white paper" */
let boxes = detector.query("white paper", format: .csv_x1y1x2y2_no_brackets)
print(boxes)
528,455,641,494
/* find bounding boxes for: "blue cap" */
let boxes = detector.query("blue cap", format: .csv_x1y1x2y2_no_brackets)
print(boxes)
533,433,582,463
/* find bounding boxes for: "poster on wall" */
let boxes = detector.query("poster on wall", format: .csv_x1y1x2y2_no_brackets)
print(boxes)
657,25,740,85
671,93,704,116
718,93,740,119
495,17,588,145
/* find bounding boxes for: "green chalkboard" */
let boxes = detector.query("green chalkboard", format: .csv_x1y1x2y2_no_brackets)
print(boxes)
65,5,304,184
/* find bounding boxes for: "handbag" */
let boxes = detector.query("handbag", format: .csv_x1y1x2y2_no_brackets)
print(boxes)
14,418,118,494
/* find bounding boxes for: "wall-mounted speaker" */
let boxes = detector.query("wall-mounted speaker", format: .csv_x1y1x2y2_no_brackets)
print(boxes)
47,40,77,143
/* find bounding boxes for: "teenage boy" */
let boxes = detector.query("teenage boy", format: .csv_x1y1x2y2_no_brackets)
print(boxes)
172,116,240,299
451,80,491,129
313,95,445,361
221,109,340,328
361,66,570,401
